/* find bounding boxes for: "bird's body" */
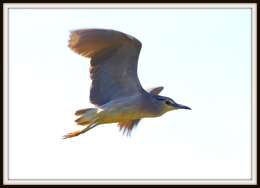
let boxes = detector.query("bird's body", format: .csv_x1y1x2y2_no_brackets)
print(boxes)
63,28,191,139
99,94,165,122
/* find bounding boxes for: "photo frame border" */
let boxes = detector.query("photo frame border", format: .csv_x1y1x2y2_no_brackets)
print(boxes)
3,3,257,185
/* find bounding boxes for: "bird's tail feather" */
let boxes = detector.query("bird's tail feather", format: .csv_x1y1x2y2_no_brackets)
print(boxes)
63,108,99,139
75,108,96,116
75,108,98,125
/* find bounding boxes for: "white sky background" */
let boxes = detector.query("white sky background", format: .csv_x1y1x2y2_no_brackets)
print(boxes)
9,8,251,180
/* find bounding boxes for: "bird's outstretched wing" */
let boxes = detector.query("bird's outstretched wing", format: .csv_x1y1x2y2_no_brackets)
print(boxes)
68,29,144,106
146,86,164,95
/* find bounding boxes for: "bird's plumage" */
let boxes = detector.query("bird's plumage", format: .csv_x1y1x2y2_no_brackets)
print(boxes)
117,86,164,135
63,28,191,139
69,29,144,106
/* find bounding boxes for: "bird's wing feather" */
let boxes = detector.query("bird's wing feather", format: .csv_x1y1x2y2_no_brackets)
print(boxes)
146,86,164,95
118,119,141,136
68,29,144,106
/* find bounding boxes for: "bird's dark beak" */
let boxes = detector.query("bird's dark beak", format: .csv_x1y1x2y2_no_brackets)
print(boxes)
175,103,191,110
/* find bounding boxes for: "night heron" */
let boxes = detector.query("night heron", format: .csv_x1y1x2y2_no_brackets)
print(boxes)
63,29,191,139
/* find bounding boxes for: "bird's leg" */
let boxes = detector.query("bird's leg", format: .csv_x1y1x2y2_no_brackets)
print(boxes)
62,123,99,139
62,130,81,139
80,123,98,134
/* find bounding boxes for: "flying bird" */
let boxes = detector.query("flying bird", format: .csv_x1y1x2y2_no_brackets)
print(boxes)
63,29,191,139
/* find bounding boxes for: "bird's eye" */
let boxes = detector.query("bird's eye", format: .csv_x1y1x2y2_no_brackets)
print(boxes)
165,100,172,105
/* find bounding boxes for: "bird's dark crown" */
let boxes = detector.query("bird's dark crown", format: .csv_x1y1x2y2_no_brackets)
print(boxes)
154,95,176,106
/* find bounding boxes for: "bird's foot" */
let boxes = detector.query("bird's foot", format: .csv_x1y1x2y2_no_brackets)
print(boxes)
62,130,81,139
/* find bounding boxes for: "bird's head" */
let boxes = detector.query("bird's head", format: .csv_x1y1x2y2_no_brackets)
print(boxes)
154,95,191,113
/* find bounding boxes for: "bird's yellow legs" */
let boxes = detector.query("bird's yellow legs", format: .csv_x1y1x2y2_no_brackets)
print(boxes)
62,130,81,139
62,123,98,139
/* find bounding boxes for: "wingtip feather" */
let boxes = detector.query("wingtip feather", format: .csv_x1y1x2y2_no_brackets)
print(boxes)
68,31,80,48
